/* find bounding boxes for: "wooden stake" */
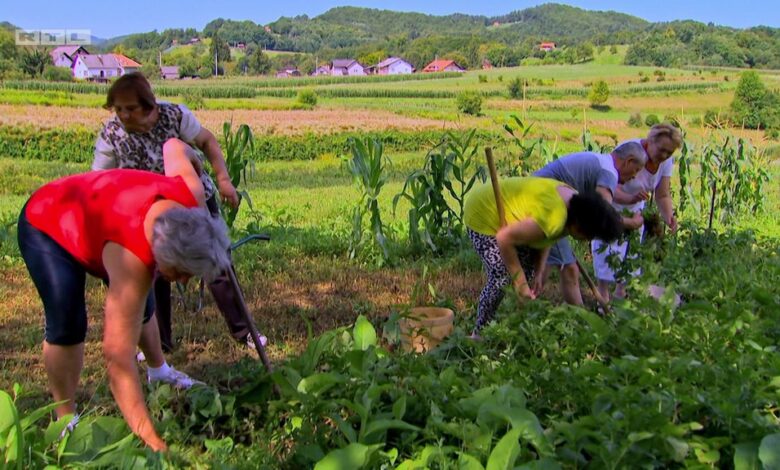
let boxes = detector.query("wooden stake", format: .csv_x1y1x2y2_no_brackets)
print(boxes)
485,147,507,228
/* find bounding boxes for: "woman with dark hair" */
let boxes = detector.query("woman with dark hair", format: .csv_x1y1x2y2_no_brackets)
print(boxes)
464,176,622,335
19,139,231,451
93,72,253,351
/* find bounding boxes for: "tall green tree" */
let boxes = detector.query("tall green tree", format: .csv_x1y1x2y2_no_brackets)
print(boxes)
730,71,780,129
210,33,231,64
18,48,49,77
243,47,272,75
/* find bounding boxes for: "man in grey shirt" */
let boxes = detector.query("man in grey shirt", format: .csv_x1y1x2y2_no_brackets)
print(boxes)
532,141,646,305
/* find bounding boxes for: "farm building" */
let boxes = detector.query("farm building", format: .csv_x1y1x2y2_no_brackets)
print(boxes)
539,42,557,52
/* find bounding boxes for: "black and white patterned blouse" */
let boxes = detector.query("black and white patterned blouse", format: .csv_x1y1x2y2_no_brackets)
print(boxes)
93,102,216,199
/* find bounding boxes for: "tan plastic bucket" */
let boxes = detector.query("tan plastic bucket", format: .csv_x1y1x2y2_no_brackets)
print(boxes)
399,307,454,353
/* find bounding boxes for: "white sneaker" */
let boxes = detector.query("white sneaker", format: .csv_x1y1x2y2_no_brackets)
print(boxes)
59,413,80,440
136,351,146,362
148,367,204,389
245,334,268,350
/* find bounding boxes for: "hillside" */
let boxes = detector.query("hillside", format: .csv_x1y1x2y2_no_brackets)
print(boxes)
490,3,649,42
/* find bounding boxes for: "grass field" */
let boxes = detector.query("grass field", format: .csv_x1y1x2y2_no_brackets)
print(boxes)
1,62,779,467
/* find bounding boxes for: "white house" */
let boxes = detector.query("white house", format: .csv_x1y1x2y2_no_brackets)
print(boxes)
375,57,414,75
49,45,89,68
330,59,365,76
72,54,142,80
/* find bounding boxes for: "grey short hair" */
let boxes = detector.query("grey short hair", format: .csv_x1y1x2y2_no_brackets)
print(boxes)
151,207,231,282
612,141,647,166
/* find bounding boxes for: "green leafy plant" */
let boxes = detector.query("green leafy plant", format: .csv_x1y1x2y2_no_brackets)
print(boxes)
220,120,255,230
343,138,392,264
456,90,482,115
678,132,770,229
393,130,486,254
645,113,660,127
297,88,318,107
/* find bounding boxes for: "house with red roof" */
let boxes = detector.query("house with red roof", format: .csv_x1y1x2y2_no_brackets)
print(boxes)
422,59,465,73
72,53,142,80
539,42,557,52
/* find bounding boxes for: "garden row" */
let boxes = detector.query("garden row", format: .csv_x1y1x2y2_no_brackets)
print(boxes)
0,125,502,165
4,223,779,468
0,79,729,100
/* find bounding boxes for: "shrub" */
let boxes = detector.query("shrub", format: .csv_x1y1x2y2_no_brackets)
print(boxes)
477,74,487,83
507,78,523,99
627,112,643,128
456,90,482,115
644,114,660,127
296,88,318,106
588,80,609,107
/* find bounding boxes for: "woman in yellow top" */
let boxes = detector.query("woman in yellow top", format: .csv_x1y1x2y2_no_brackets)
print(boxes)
464,176,622,334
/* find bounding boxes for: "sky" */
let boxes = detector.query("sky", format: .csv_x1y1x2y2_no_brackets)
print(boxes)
3,0,779,39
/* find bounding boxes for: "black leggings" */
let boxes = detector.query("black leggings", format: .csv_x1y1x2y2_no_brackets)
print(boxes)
18,207,153,345
469,229,538,332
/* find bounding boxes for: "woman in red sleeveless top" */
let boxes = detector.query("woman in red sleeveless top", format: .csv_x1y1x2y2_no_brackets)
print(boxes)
18,139,230,452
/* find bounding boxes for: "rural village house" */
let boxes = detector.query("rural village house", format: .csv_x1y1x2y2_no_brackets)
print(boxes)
539,42,557,52
330,59,365,76
422,59,466,73
374,57,414,75
50,45,90,68
312,65,331,76
72,53,142,80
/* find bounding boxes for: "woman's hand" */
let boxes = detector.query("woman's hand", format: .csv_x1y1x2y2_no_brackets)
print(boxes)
217,177,240,209
531,274,545,297
145,435,168,453
630,190,650,204
514,276,536,300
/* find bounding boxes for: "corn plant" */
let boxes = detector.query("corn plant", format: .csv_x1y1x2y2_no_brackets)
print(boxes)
393,131,485,254
343,138,392,264
679,131,769,229
503,115,543,176
219,120,255,230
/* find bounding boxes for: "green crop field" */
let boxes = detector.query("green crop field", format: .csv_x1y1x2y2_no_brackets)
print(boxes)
1,61,779,468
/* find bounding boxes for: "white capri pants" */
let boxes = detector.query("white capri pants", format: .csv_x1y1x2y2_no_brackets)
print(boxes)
591,227,643,283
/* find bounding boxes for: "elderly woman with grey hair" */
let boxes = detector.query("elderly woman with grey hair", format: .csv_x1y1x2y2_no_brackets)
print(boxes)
17,138,230,452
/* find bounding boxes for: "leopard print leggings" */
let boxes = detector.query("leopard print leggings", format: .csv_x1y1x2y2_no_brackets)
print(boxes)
469,229,537,332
